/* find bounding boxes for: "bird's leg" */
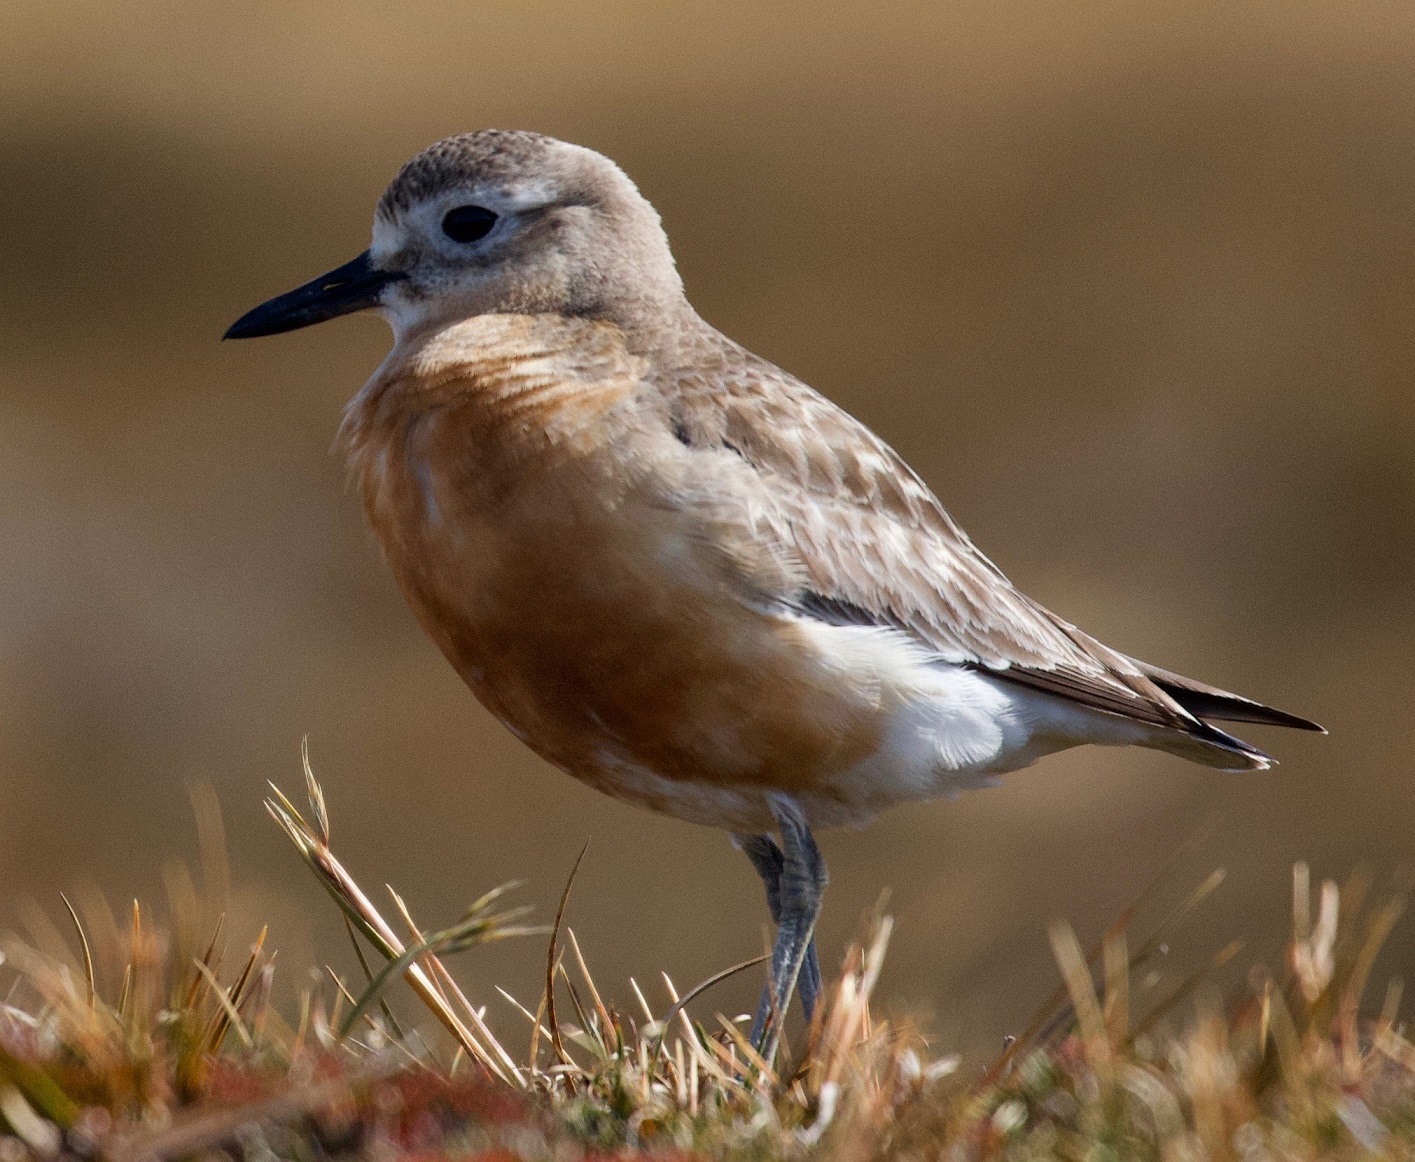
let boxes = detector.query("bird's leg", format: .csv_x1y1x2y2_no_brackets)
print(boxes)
734,831,824,1041
734,794,827,1057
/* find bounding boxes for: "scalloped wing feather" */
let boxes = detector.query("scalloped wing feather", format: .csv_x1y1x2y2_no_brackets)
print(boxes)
657,340,1245,745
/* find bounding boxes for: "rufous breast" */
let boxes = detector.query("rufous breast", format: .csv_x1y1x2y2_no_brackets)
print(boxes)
338,314,886,819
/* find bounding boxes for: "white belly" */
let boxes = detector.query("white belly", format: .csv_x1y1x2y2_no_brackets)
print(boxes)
587,619,1150,832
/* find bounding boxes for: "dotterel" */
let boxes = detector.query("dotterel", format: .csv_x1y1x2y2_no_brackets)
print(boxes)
227,130,1322,1051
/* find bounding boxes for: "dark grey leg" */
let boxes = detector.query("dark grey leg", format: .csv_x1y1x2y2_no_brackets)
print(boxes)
734,832,823,1032
733,794,827,1056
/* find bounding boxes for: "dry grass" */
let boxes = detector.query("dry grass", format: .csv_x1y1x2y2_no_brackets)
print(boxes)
0,756,1413,1160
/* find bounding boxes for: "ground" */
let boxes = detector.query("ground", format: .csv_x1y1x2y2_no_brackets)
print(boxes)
0,767,1410,1161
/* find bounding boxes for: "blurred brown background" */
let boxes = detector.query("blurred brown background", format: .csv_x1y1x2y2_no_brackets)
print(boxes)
2,2,1412,1059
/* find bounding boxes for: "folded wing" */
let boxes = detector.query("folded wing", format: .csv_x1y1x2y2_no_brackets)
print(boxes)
662,344,1320,768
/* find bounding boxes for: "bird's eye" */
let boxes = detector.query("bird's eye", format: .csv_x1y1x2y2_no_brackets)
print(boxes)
441,205,499,244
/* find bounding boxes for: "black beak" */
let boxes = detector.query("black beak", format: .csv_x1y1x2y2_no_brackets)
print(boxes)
223,251,408,340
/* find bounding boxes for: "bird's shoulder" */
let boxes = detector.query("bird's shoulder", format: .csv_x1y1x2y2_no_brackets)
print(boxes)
653,334,935,522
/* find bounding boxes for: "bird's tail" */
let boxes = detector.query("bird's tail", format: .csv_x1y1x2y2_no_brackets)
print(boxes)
1135,662,1324,772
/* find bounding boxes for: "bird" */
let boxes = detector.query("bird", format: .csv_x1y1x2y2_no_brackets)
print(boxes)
225,129,1322,1054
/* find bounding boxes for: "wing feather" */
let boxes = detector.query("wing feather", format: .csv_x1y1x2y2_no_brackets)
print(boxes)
660,345,1202,735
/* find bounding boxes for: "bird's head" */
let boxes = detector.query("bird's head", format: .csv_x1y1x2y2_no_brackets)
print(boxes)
225,130,686,345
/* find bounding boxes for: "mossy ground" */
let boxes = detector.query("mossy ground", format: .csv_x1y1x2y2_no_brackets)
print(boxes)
0,762,1410,1160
